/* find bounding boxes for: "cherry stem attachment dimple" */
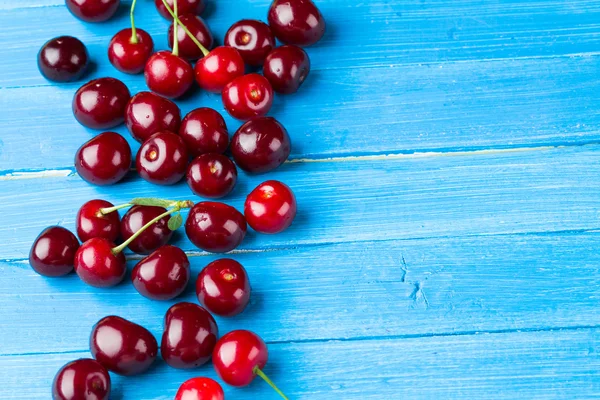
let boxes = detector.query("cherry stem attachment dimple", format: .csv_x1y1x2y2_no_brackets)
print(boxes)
130,0,139,44
253,367,289,400
161,0,209,57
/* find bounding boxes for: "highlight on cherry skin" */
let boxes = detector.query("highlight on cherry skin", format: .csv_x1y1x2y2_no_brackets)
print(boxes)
38,36,89,82
196,258,251,317
132,245,191,301
125,91,182,143
245,180,297,234
72,77,131,130
186,153,238,199
222,73,274,120
136,130,190,186
29,226,80,277
52,358,110,400
185,202,247,253
179,107,230,156
263,44,311,94
225,19,276,66
75,131,132,186
175,377,224,400
268,0,326,47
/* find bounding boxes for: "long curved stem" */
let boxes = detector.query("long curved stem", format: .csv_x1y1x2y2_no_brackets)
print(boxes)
161,0,209,56
172,0,179,56
130,0,138,44
253,367,289,400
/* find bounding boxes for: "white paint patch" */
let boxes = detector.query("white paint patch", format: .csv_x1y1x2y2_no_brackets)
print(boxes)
0,169,73,181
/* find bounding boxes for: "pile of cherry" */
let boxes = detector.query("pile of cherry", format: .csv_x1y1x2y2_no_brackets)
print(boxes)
32,0,326,399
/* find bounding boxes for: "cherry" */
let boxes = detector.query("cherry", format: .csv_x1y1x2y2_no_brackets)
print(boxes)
196,258,250,317
168,14,213,60
245,180,297,234
29,226,80,277
38,36,88,82
136,131,189,185
231,117,291,173
52,359,110,400
144,51,194,99
73,77,131,129
268,0,326,47
185,202,247,253
75,131,132,186
186,154,238,199
108,29,154,74
125,91,181,143
66,0,120,22
155,0,205,20
222,74,273,120
120,205,173,255
263,45,310,94
132,245,190,300
225,19,275,66
76,199,121,243
175,377,224,400
179,108,229,156
161,302,218,369
194,46,245,93
90,316,158,376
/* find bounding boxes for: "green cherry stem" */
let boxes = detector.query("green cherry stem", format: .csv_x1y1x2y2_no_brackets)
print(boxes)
99,203,131,215
130,0,139,44
253,367,289,400
161,0,209,57
172,0,179,56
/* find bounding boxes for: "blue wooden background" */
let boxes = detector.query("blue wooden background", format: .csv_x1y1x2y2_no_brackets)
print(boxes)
1,0,600,398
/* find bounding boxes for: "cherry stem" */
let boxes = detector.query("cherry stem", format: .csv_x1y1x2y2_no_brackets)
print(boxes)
172,0,179,56
161,0,209,57
99,203,131,215
253,367,289,400
130,0,138,44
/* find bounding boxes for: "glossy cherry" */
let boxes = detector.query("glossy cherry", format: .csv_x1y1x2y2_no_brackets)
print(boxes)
52,358,110,400
136,131,188,185
231,117,291,173
75,131,132,185
225,19,275,66
132,245,190,300
196,258,250,316
155,0,205,20
29,226,80,277
168,14,213,60
264,45,310,94
187,154,237,199
108,28,154,74
120,205,173,255
179,108,229,156
245,180,297,234
72,77,131,129
76,199,120,243
161,302,218,369
268,0,326,46
185,202,247,253
195,46,245,93
145,51,194,99
66,0,120,22
175,377,224,400
90,316,158,376
74,237,126,287
125,91,181,143
38,36,89,82
222,74,273,120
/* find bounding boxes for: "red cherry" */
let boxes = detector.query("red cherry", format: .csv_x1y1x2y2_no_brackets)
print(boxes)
231,117,291,173
187,154,237,199
161,302,218,369
136,131,189,185
38,36,89,82
29,226,80,277
52,359,110,400
185,202,247,253
225,19,275,66
155,0,205,20
196,258,250,317
66,0,120,22
194,46,245,93
263,45,310,94
73,77,131,129
120,205,173,255
145,51,194,99
168,14,213,60
125,91,181,143
245,180,296,234
175,377,224,400
76,199,120,243
108,28,154,74
75,132,132,186
132,245,190,301
222,74,273,120
90,316,158,376
268,0,326,46
74,238,126,287
179,108,229,156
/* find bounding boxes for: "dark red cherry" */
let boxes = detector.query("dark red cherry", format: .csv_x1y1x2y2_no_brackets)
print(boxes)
196,258,250,317
213,330,268,387
222,74,273,120
76,199,120,243
73,78,131,129
263,45,310,94
74,238,126,287
144,51,194,99
245,180,296,234
231,117,291,173
175,377,224,400
66,0,120,22
52,359,110,400
225,19,275,66
168,14,213,60
179,108,229,156
194,46,245,93
75,131,132,185
161,302,218,369
125,91,181,143
136,131,188,185
108,28,154,74
155,0,205,20
268,0,326,46
29,226,80,277
120,205,173,255
187,154,237,199
132,245,190,300
38,36,89,82
185,202,247,253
